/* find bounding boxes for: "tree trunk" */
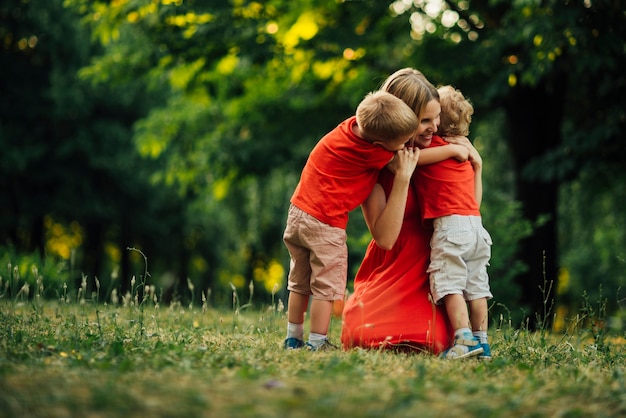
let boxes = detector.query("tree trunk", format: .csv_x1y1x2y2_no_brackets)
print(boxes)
503,76,566,328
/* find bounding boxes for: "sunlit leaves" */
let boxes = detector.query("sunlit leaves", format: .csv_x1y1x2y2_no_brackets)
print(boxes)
166,12,213,27
233,0,265,20
44,217,84,260
165,11,214,38
136,130,165,159
312,58,347,80
134,90,214,194
212,177,231,201
280,11,319,50
253,259,284,293
169,57,205,89
126,2,157,24
216,53,239,75
342,47,365,61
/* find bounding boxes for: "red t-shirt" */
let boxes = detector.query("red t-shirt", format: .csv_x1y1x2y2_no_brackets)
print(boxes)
415,135,479,220
290,116,394,229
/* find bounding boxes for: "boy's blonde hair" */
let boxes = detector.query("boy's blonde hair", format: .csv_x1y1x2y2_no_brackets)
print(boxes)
380,68,439,121
437,85,474,136
356,91,419,142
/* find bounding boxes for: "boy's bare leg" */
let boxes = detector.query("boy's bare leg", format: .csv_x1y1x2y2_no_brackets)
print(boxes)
469,297,488,332
287,291,309,325
309,298,333,335
444,293,470,330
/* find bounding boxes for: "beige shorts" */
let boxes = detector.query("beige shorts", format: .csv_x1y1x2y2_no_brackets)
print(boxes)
283,205,347,301
428,215,493,304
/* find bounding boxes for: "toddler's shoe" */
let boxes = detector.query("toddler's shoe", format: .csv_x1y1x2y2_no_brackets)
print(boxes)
284,337,304,350
441,335,484,360
478,343,492,360
305,338,338,352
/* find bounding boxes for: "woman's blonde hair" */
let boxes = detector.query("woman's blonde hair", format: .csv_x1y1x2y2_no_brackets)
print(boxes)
437,85,473,136
379,68,439,120
356,91,419,142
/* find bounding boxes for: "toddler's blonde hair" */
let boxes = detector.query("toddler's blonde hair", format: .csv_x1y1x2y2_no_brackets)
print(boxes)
437,85,474,136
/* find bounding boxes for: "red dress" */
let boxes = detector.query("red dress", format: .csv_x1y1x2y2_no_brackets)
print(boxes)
340,168,454,354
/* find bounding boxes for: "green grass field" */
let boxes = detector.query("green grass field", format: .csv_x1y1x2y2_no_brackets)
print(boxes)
0,294,624,418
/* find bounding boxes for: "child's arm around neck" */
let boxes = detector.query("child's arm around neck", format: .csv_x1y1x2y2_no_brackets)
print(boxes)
417,143,469,166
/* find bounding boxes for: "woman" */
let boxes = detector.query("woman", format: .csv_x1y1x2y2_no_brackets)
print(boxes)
340,68,477,354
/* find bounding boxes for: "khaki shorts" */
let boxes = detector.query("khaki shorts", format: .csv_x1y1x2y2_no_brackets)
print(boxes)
283,205,347,301
428,215,493,304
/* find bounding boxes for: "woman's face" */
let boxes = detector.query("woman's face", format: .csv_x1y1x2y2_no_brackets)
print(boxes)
411,99,441,149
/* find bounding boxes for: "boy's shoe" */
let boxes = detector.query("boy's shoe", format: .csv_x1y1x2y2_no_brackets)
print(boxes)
305,339,338,352
441,336,484,360
284,337,304,350
478,343,492,360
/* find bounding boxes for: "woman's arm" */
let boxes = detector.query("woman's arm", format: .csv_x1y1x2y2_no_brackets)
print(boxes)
472,158,483,207
361,147,420,250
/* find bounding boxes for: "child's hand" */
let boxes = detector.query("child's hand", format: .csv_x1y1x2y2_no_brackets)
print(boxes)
446,143,470,162
468,147,482,171
444,136,482,169
386,147,420,182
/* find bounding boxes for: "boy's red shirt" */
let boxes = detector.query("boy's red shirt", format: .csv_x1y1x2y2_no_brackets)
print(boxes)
291,116,393,229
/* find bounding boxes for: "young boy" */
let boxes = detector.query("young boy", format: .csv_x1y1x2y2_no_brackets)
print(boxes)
283,91,421,351
414,85,493,359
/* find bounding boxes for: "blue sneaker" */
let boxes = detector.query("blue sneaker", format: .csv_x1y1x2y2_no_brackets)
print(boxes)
305,339,338,352
284,337,304,350
478,343,492,360
441,335,484,360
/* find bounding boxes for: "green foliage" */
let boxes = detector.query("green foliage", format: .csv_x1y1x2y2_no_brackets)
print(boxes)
0,249,71,302
2,0,625,320
559,172,626,316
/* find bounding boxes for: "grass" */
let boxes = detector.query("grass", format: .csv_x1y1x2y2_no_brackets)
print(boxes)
0,253,624,417
0,289,624,418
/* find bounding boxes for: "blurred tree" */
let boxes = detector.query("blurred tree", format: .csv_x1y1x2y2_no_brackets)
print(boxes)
64,0,624,312
65,0,404,302
13,0,624,319
0,0,181,298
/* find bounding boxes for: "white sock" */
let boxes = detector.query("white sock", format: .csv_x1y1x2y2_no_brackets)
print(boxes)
308,332,327,348
473,330,488,344
287,322,304,340
455,327,472,339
